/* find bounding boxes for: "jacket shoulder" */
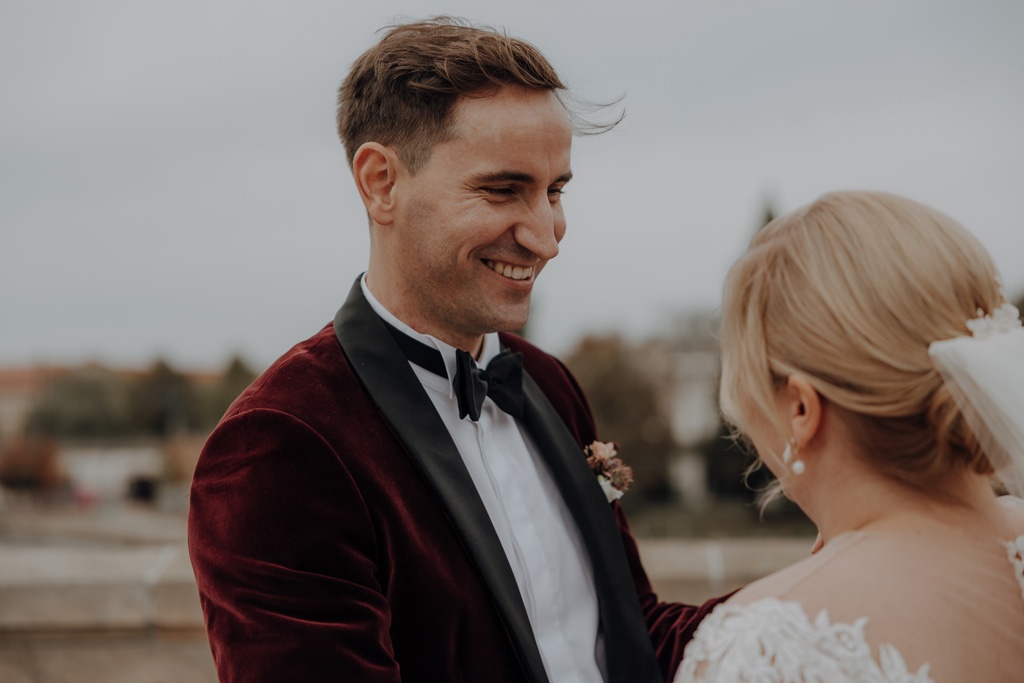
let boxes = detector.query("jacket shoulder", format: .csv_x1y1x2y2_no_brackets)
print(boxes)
223,322,357,421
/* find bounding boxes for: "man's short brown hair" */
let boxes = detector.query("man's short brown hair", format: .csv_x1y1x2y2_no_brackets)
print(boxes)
337,17,569,173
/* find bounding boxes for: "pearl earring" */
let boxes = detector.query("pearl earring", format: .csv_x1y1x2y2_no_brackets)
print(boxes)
782,437,805,476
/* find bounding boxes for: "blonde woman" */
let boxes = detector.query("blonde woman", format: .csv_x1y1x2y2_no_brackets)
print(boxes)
675,192,1024,682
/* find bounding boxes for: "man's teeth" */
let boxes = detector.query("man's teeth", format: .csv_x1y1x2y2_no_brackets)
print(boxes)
485,260,533,281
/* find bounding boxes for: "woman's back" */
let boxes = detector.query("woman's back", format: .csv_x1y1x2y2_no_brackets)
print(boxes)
677,501,1024,682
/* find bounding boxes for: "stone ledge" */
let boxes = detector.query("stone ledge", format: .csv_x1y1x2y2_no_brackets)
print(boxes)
0,543,203,632
0,631,218,683
636,537,814,583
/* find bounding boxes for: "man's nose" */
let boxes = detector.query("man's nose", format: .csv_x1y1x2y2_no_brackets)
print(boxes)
515,196,561,261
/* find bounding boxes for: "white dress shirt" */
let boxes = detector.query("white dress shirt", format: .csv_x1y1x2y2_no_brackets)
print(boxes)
361,276,606,682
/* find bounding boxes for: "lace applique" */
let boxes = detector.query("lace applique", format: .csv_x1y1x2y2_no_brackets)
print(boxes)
675,598,933,683
1008,534,1024,602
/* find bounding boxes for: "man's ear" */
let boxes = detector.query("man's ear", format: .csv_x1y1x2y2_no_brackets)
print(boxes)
786,374,823,450
352,142,400,226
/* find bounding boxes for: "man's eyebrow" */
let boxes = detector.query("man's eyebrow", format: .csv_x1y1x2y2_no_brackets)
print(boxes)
472,170,573,185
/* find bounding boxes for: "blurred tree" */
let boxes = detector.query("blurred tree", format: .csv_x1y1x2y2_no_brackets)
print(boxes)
564,335,676,507
199,355,258,429
20,358,259,441
24,366,134,438
0,436,64,491
131,359,200,436
758,200,776,233
697,419,770,503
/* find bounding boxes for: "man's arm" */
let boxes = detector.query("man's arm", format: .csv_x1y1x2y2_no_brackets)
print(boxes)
188,408,400,682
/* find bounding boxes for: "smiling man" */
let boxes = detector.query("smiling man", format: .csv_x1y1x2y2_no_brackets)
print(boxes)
360,85,571,354
188,18,725,683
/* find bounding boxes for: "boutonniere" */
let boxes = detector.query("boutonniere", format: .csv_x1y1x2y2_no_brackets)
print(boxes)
584,440,634,503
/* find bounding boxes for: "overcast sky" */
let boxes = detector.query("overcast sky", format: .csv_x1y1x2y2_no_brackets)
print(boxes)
3,0,1022,371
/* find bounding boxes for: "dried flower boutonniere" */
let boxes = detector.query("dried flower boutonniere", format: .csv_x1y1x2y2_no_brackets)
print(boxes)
584,440,634,503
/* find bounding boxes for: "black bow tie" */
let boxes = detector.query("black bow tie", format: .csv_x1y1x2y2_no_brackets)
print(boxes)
383,322,524,422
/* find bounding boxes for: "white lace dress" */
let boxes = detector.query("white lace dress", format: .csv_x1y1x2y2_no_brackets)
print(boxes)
675,531,1024,682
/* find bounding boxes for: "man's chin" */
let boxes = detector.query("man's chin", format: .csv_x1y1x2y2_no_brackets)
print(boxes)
495,314,532,336
480,308,531,336
457,291,532,336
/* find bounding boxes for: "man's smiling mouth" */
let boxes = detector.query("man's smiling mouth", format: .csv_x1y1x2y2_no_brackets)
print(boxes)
484,259,534,281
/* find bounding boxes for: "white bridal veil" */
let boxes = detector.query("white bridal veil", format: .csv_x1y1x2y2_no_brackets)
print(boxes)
929,302,1024,498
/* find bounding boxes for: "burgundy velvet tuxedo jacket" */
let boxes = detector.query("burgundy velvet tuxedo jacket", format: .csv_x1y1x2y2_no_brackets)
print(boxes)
188,280,725,682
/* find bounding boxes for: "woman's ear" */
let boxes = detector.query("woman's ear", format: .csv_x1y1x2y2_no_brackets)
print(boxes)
352,142,400,226
785,374,823,449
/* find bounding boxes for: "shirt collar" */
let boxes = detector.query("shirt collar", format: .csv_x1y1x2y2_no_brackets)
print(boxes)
360,273,503,395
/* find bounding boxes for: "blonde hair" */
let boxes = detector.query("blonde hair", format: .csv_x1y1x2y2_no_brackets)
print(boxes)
719,191,1003,493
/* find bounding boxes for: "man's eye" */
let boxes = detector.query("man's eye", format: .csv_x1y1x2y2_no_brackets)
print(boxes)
484,187,515,196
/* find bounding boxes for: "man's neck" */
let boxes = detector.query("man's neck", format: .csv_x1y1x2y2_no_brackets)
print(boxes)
362,273,486,359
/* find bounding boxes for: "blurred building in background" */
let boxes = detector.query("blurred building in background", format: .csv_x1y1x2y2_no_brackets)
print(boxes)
642,311,722,511
565,310,731,509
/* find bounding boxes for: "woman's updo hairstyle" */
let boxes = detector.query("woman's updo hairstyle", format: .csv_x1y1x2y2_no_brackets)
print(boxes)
719,191,1003,490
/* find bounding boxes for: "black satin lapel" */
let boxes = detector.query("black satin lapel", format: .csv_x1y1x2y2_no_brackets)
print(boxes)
520,374,661,683
333,279,549,683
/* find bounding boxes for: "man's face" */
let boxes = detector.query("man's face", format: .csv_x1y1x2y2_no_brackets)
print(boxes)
377,86,573,352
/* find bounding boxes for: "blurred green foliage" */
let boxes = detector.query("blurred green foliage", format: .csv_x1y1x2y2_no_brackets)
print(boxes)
24,355,257,439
